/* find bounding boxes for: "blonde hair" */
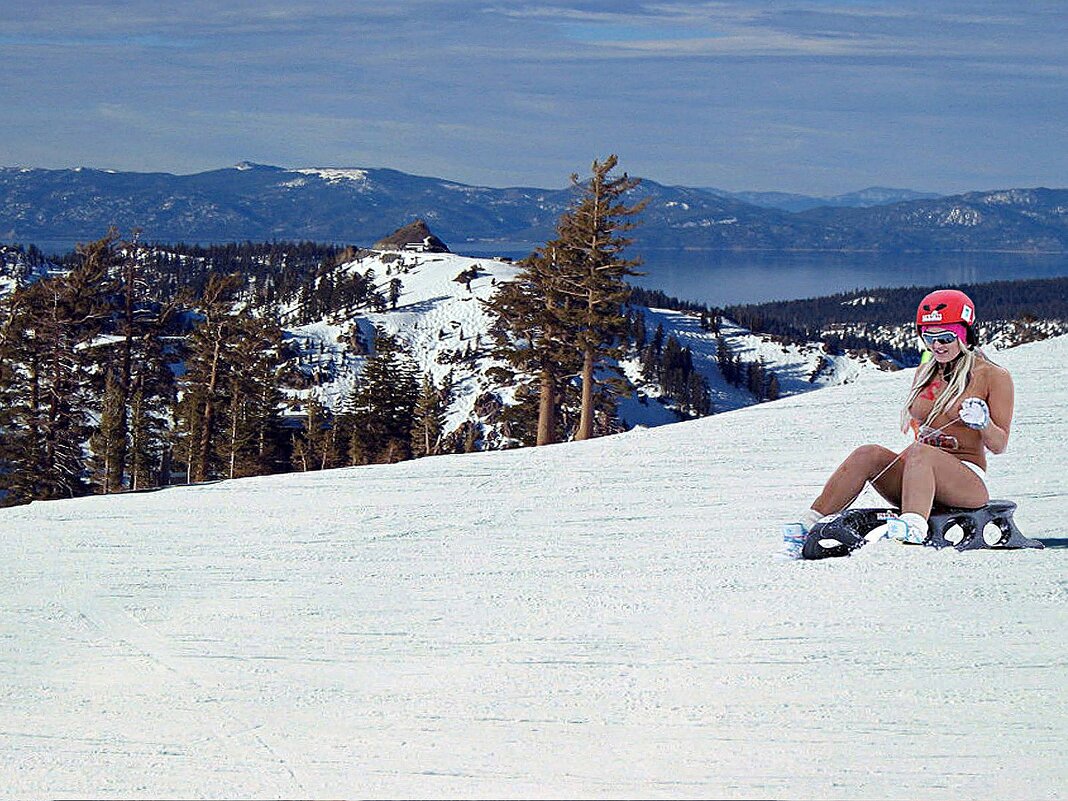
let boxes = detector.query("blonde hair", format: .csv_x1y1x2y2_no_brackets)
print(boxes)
900,342,979,433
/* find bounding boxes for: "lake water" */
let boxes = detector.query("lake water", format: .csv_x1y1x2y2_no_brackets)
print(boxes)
18,235,1068,308
463,244,1068,307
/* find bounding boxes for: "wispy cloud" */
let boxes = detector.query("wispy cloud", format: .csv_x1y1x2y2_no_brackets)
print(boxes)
0,33,202,49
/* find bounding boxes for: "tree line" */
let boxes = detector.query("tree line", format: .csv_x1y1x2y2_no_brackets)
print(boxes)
628,313,713,417
724,277,1068,363
0,233,460,507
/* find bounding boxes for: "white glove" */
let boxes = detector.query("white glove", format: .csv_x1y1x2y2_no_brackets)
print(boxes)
959,397,990,430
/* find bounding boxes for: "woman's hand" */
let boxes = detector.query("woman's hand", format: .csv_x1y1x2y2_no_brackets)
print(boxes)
960,397,990,429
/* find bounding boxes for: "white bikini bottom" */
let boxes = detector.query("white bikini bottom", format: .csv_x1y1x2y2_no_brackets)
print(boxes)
960,460,987,485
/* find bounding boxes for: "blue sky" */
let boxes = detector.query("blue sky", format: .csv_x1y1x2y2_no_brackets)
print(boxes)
1,1,1065,195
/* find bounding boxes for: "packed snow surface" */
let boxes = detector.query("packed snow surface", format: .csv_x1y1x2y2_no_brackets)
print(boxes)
2,338,1066,799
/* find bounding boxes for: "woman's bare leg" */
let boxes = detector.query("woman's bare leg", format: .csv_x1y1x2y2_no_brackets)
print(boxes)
811,444,903,516
900,444,989,516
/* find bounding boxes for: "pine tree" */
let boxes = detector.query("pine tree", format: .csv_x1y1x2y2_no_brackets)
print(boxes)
349,332,419,463
495,381,540,446
217,313,289,478
484,254,578,446
0,234,116,502
686,372,712,417
484,157,643,444
652,322,665,356
82,233,177,493
175,274,285,482
766,372,781,402
110,235,140,491
747,360,767,399
410,374,447,458
549,156,646,440
631,309,647,347
291,395,336,472
127,381,163,490
639,344,659,383
716,334,730,380
175,274,241,482
126,303,180,489
89,372,127,493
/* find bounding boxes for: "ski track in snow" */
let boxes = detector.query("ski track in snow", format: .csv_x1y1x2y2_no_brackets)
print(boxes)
1,338,1066,798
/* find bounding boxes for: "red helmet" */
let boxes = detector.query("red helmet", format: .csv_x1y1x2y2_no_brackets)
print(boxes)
916,288,977,346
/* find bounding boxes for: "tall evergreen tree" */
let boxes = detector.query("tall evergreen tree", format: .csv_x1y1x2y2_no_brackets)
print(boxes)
651,322,665,356
0,234,116,502
388,277,403,310
128,382,162,490
175,274,240,482
125,302,180,489
549,156,646,440
89,372,127,493
175,274,286,482
83,232,178,493
485,156,643,444
291,395,337,472
686,371,713,417
484,254,579,446
766,372,781,402
216,313,289,478
410,374,448,458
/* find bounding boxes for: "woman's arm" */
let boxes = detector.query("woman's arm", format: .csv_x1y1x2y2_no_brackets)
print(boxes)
981,368,1014,454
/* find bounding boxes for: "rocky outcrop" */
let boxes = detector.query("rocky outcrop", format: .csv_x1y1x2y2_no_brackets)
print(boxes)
372,220,450,253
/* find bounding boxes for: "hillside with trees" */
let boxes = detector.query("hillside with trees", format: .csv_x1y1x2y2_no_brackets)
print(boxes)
12,159,1052,507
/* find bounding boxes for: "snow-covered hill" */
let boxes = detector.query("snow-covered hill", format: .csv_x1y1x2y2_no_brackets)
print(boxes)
2,336,1065,798
284,248,874,439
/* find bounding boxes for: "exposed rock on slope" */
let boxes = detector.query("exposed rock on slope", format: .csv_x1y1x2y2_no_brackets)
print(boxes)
372,220,450,253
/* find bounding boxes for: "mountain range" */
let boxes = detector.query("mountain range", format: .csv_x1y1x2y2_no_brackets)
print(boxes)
1,162,1066,254
704,186,943,212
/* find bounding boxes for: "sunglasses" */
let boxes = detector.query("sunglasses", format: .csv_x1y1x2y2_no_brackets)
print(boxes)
922,331,959,347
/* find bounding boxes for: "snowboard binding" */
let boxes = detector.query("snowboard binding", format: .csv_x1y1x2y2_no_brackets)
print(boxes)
801,500,1044,560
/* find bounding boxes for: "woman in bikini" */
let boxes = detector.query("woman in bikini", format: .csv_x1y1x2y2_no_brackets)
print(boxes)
793,288,1014,545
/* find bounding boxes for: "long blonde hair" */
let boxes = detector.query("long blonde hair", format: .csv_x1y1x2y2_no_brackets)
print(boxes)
899,343,978,433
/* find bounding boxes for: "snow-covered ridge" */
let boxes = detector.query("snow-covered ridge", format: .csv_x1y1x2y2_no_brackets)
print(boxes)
296,167,369,184
282,248,873,440
0,242,877,444
1,336,1064,797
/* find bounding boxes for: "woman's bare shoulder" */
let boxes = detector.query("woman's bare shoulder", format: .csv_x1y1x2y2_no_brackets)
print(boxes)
975,353,1013,384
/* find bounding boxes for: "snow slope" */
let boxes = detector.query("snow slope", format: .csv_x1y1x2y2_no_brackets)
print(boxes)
1,338,1065,799
284,249,872,437
283,251,525,433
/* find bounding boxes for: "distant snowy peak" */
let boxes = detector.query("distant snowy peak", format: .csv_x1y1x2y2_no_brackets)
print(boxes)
977,188,1043,206
297,167,370,185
